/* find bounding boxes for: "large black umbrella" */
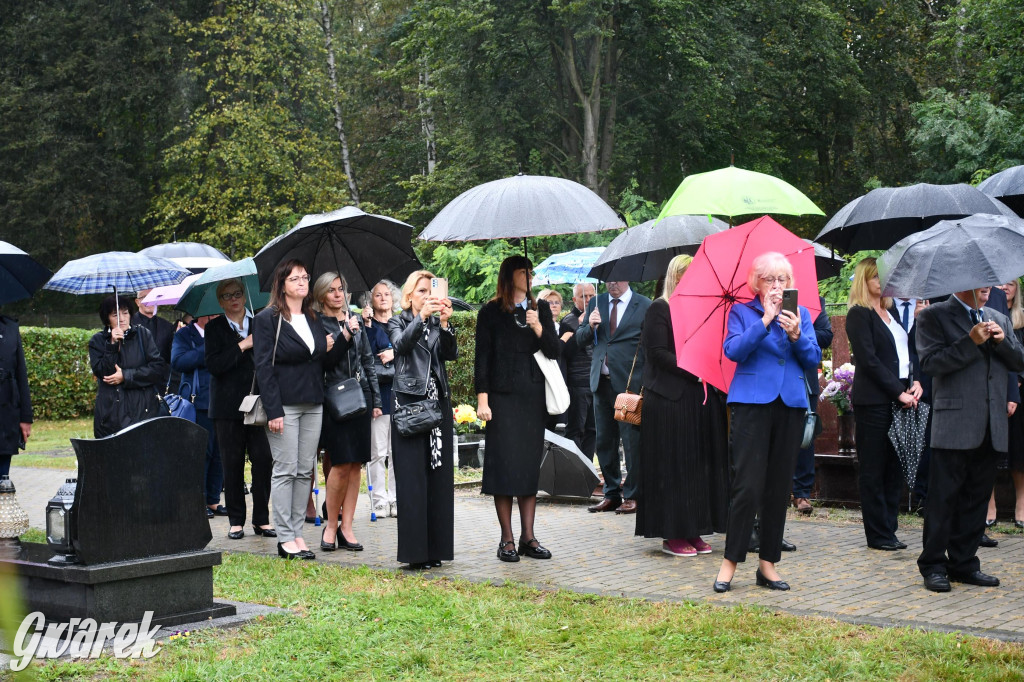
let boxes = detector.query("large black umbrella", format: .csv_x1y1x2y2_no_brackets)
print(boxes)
978,165,1024,217
139,242,230,274
806,240,846,280
815,183,1016,251
587,215,729,282
253,206,421,292
889,402,930,504
537,430,600,498
0,241,52,305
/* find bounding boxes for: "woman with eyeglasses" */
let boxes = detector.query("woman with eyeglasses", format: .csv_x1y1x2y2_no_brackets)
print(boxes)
253,259,337,560
476,256,561,562
713,252,820,593
204,278,274,540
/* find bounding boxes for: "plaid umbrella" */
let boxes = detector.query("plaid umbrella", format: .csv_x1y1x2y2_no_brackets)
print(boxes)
45,252,191,295
889,402,930,497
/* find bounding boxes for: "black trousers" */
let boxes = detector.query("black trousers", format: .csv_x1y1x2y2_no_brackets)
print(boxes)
918,433,998,577
564,384,596,458
854,403,903,546
215,418,272,527
724,400,804,564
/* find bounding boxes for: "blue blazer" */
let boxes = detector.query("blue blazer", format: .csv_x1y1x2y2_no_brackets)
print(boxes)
170,322,211,410
724,297,821,407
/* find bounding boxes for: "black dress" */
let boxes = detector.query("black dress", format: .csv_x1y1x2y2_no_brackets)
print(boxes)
635,299,729,539
320,317,380,465
475,300,561,497
1007,327,1024,471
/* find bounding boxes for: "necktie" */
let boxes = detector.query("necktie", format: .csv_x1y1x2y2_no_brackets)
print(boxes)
971,308,982,325
900,302,911,331
609,298,620,336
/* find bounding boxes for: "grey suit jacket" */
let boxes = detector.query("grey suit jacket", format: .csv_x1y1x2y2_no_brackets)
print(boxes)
574,290,652,394
916,297,1024,452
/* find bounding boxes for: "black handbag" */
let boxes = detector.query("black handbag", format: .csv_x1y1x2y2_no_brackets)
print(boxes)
393,398,443,437
800,373,819,449
325,350,367,422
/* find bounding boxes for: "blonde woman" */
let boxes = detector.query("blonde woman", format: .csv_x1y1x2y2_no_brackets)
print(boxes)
636,255,729,558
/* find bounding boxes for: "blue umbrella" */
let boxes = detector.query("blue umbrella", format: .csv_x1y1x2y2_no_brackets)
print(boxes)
176,258,270,317
533,247,604,285
0,241,52,305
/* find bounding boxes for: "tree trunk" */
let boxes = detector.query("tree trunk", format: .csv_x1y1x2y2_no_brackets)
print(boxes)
318,0,360,205
420,60,436,174
556,26,604,193
597,26,620,201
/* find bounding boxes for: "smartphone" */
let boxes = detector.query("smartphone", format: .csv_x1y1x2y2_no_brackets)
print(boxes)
781,288,799,317
431,277,448,299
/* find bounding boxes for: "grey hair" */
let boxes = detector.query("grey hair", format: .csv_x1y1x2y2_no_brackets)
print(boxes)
361,279,402,313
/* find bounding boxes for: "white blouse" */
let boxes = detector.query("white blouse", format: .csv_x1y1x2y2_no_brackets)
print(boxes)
883,314,911,380
287,314,315,353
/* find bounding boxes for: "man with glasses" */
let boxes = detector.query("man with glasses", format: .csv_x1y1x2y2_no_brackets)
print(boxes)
560,283,597,457
576,281,651,514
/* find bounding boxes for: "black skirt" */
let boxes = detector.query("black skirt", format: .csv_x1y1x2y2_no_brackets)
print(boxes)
635,381,730,539
481,379,547,497
319,390,372,464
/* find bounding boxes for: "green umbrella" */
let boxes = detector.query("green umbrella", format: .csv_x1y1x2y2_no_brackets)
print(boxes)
175,257,270,317
657,165,824,221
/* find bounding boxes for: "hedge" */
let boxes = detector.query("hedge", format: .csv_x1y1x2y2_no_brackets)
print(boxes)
22,327,96,420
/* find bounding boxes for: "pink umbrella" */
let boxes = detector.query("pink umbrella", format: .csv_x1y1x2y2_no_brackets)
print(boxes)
669,216,821,393
140,274,201,307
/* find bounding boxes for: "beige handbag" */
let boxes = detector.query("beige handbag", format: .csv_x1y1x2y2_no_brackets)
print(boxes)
239,313,281,426
613,346,643,426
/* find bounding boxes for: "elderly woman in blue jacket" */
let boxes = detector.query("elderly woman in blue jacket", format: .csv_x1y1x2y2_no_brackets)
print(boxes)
713,252,821,594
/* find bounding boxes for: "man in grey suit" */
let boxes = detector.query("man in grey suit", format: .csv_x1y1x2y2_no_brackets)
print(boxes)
915,286,1024,592
575,281,652,514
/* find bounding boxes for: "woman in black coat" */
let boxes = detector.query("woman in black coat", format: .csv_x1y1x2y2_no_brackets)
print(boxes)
0,313,32,477
89,296,167,438
846,257,922,550
388,270,458,569
204,277,274,540
476,256,560,562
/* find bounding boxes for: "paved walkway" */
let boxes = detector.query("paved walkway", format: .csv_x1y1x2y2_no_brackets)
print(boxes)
11,465,1024,642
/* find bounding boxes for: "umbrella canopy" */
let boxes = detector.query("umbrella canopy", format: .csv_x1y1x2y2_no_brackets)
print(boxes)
140,274,201,307
139,242,230,273
806,239,845,280
176,258,270,318
588,215,729,282
656,166,824,221
0,241,52,305
537,430,601,498
889,402,931,495
44,252,191,295
978,165,1024,217
532,247,604,285
419,174,623,242
877,213,1024,300
815,183,1016,251
253,206,421,293
669,216,821,393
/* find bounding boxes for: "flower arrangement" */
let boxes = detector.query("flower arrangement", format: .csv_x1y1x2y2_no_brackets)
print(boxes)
820,362,855,415
453,404,484,435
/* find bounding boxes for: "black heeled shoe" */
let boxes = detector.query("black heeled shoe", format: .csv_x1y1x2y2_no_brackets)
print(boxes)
518,538,552,559
713,579,731,593
337,533,363,551
755,569,790,591
227,528,245,540
252,526,277,537
320,527,337,551
298,549,316,560
497,539,520,562
277,542,301,560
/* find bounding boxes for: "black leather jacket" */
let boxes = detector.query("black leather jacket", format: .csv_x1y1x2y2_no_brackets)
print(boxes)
387,310,458,398
323,316,381,409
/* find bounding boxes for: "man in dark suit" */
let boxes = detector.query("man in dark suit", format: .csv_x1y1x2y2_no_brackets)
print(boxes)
559,283,597,458
133,289,175,391
915,286,1024,592
575,281,652,514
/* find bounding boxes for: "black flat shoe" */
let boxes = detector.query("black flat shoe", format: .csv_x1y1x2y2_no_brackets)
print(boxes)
305,515,317,524
298,549,316,560
338,534,363,551
518,538,552,559
277,542,301,560
497,539,520,562
869,541,902,551
209,505,229,516
228,528,245,540
713,579,731,593
406,562,431,570
780,538,797,552
755,569,790,591
206,508,215,519
428,559,442,567
320,527,337,551
253,526,277,537
980,533,999,548
1015,519,1024,529
986,518,997,528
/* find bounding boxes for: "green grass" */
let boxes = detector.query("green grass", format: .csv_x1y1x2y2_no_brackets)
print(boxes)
30,553,1024,680
22,418,90,454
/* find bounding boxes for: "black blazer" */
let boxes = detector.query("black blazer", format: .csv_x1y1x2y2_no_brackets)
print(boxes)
388,310,458,398
640,298,700,400
847,305,918,406
474,300,560,395
204,315,257,420
253,307,336,420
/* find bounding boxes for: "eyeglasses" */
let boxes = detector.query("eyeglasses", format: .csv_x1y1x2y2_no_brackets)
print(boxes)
760,276,790,285
287,275,310,284
219,291,244,301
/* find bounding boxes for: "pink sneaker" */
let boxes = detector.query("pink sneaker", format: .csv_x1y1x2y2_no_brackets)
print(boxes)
688,537,712,554
661,539,697,557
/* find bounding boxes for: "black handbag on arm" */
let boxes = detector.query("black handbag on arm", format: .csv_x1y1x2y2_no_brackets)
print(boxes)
325,337,368,422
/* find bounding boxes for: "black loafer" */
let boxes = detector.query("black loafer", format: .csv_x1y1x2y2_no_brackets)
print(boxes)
253,526,277,537
923,573,951,592
713,579,731,593
755,569,790,591
428,559,442,567
518,538,552,559
227,528,245,540
980,534,998,548
869,541,902,551
298,549,316,560
986,518,997,528
1015,519,1024,529
206,508,215,519
781,538,797,552
209,505,229,516
949,570,1000,587
497,540,520,562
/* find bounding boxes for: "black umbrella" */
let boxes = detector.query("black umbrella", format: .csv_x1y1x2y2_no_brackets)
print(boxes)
139,242,230,274
815,183,1016,251
806,239,845,280
889,402,930,502
537,430,600,498
0,241,52,305
253,206,422,292
587,215,729,282
978,165,1024,217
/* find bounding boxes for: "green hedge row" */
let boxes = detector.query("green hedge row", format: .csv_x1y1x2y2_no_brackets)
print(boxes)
447,311,478,409
22,327,96,420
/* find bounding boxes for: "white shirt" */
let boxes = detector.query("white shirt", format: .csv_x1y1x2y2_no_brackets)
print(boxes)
287,314,315,353
227,312,252,339
894,298,916,333
600,287,633,375
883,314,911,379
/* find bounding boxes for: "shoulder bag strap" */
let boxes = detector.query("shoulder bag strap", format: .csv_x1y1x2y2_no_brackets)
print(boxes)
250,313,283,395
624,343,641,393
802,373,817,415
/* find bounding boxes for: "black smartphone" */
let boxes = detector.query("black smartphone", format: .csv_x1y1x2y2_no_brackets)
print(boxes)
781,289,799,317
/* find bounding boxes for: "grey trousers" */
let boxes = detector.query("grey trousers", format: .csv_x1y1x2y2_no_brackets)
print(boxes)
266,403,323,543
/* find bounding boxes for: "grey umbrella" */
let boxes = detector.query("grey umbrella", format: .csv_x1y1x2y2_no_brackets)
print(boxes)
889,402,930,506
815,183,1016,251
419,174,623,248
139,242,230,273
978,165,1024,217
587,215,728,282
537,430,600,498
0,241,52,305
878,213,1024,300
